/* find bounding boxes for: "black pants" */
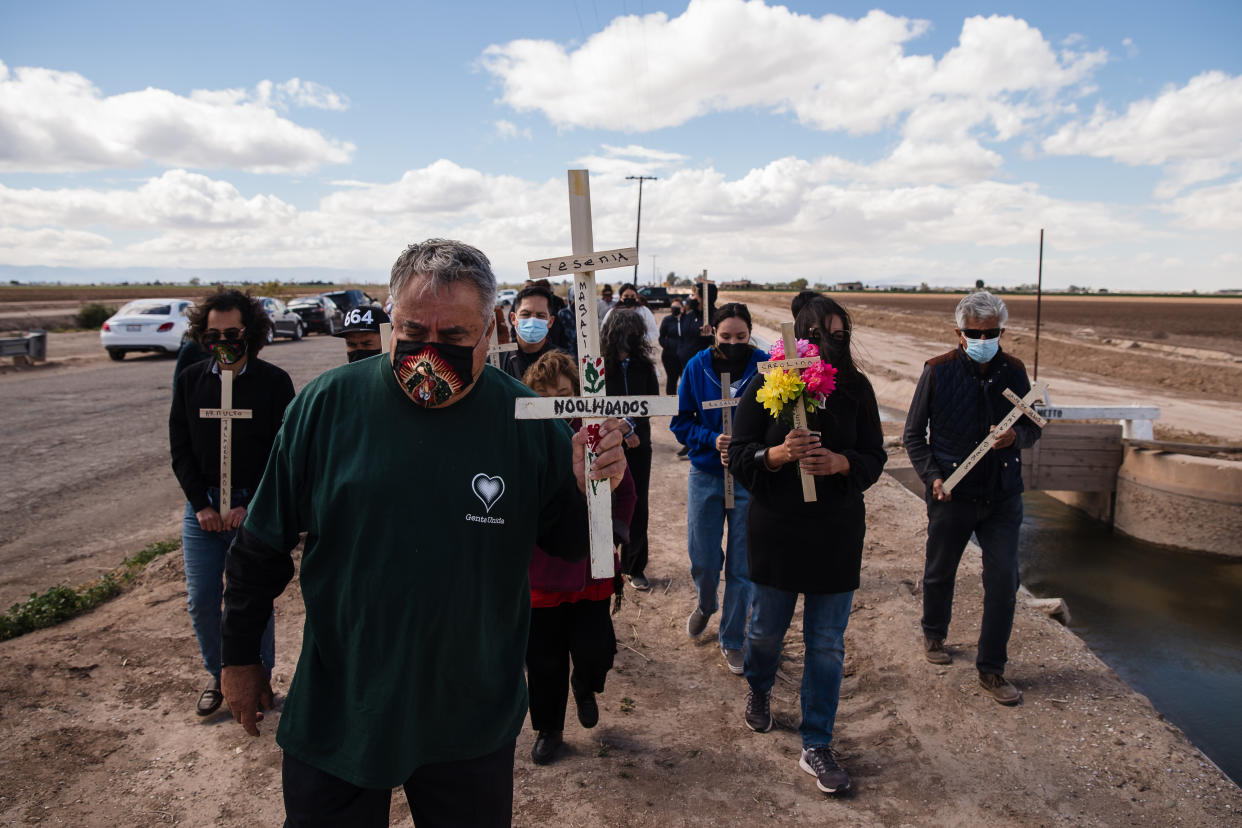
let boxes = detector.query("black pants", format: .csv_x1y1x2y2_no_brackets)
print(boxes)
526,598,616,733
282,742,515,828
661,352,683,395
920,492,1023,675
621,445,652,578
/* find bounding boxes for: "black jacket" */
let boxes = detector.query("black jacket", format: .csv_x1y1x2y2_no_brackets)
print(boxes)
728,371,886,594
169,357,295,512
902,346,1041,501
605,355,659,448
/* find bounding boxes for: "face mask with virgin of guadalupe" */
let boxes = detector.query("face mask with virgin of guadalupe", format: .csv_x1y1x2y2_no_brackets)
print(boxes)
210,337,247,366
391,337,480,407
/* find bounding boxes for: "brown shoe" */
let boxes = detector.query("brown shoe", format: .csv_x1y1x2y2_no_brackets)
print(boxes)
924,636,951,665
979,672,1022,705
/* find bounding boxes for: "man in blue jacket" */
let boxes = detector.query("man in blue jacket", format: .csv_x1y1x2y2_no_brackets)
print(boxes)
903,291,1042,706
670,303,768,674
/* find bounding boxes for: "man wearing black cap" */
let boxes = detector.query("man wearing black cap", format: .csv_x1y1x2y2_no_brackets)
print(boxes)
333,305,390,363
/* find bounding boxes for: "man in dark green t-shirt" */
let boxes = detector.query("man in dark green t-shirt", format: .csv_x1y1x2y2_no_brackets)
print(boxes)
219,239,627,827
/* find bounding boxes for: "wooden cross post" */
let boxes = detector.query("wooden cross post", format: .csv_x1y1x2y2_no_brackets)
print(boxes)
942,381,1049,495
199,368,252,523
696,270,714,336
756,322,819,502
487,324,517,369
516,169,679,578
701,371,741,508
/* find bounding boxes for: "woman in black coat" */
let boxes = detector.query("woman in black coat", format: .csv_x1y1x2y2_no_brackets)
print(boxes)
602,309,660,590
727,295,885,796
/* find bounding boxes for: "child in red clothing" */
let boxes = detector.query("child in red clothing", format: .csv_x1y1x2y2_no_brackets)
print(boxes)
521,352,637,765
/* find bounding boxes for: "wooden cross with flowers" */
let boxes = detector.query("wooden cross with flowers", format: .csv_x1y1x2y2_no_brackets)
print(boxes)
515,170,680,578
755,322,839,502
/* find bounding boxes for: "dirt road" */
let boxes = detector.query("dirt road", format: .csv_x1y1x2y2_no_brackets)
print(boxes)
0,334,344,609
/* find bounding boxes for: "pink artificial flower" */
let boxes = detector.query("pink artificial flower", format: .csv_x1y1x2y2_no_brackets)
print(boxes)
802,360,837,398
769,337,819,361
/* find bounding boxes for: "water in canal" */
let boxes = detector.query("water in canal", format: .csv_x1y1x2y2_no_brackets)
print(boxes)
1018,491,1242,785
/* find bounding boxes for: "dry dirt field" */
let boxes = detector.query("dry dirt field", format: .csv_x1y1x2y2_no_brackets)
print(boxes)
1,291,1240,825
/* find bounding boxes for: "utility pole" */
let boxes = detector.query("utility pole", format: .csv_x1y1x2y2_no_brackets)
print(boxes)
625,175,658,283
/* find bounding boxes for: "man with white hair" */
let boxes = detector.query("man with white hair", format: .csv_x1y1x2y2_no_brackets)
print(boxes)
218,239,628,826
902,290,1042,706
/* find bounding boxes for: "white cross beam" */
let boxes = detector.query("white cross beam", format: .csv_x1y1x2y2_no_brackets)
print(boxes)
487,324,517,369
514,169,667,579
199,368,252,521
941,380,1049,495
701,370,741,508
756,322,817,502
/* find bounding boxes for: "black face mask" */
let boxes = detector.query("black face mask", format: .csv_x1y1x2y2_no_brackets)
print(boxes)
347,348,382,364
716,342,752,364
625,334,644,355
391,338,479,407
670,307,681,317
817,333,849,366
621,297,637,308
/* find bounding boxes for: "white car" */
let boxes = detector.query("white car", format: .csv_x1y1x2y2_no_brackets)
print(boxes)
496,289,517,308
100,298,193,361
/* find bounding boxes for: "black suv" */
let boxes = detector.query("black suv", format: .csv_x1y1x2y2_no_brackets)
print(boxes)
322,289,380,314
637,286,689,309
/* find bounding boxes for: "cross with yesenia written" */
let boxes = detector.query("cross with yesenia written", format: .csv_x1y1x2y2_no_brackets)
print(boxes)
515,169,681,578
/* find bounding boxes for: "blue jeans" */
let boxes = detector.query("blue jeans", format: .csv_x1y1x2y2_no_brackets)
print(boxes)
687,466,754,651
744,585,854,749
182,489,274,679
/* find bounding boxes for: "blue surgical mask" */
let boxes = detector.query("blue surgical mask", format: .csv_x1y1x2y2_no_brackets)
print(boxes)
516,317,549,344
963,336,999,364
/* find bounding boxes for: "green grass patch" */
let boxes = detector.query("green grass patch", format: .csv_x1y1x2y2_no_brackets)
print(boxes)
0,538,180,641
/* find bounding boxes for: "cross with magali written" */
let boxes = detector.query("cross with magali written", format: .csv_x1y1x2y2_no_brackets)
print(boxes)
941,381,1048,495
515,169,680,578
700,370,741,509
199,368,252,521
756,322,820,502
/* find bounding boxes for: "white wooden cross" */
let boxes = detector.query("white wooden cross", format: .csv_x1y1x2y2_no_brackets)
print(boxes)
487,324,517,369
695,270,714,335
515,169,679,578
199,368,252,523
701,371,741,508
942,381,1049,495
756,322,819,502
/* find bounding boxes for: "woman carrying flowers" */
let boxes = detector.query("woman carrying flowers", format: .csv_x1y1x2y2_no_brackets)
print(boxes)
727,295,886,797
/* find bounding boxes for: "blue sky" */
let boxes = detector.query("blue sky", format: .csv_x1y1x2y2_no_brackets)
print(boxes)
1,0,1239,289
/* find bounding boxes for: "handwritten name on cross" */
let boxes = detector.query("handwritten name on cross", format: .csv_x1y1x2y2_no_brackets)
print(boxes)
199,368,252,521
515,170,678,579
941,381,1049,496
756,322,817,502
701,371,741,508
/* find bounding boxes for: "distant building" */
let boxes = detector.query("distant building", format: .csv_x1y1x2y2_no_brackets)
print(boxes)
835,281,864,291
721,279,753,289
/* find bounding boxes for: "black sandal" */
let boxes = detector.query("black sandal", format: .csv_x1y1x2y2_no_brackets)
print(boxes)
196,677,223,716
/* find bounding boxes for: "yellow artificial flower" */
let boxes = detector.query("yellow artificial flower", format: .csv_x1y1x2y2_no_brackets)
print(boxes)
755,369,805,418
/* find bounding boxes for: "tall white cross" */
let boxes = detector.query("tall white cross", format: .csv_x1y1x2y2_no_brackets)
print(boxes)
942,381,1049,495
701,370,741,508
487,324,517,369
199,368,252,521
756,322,819,502
515,170,679,578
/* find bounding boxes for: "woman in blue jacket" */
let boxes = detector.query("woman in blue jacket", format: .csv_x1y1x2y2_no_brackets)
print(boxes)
670,303,769,674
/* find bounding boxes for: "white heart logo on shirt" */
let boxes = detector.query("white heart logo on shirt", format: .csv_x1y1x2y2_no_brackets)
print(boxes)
472,474,506,513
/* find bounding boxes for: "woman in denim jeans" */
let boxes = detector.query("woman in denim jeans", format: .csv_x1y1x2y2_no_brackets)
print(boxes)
170,290,294,716
727,295,886,796
670,303,768,674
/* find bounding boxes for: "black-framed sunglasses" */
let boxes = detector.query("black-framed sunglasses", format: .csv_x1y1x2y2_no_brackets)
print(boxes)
960,328,1002,340
203,328,244,344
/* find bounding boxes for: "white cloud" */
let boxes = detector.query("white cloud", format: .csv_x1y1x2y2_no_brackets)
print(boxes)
494,120,532,140
1163,176,1242,231
0,60,354,173
1043,71,1242,194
